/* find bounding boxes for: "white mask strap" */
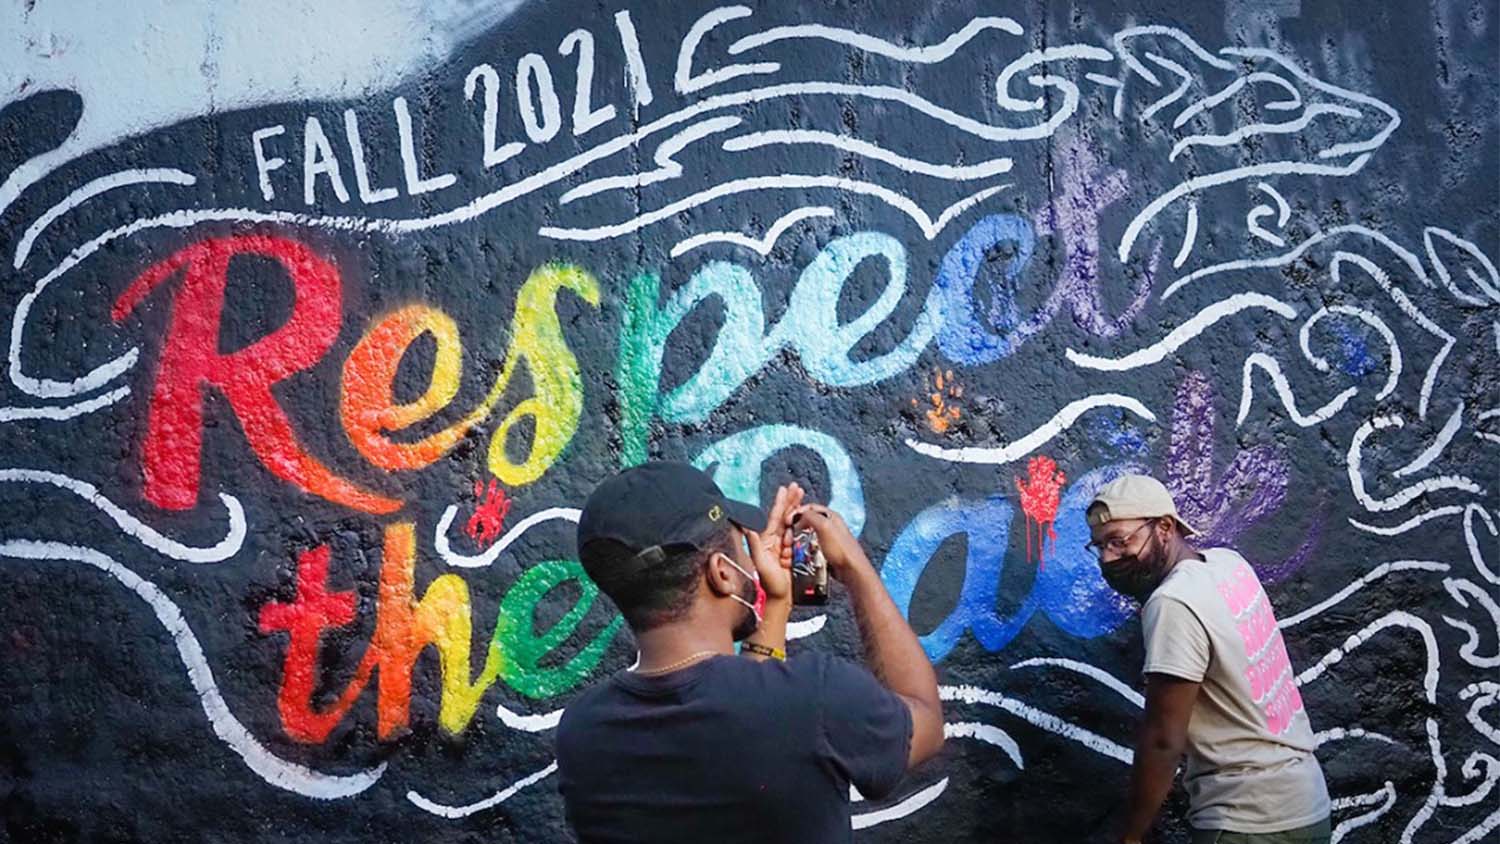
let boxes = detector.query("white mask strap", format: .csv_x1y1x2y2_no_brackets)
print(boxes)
714,553,762,624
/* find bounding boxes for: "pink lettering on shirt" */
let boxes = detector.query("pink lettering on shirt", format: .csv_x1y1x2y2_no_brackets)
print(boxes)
1219,559,1306,735
1215,562,1262,616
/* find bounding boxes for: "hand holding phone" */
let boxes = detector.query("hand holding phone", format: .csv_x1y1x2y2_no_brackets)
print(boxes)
790,526,829,605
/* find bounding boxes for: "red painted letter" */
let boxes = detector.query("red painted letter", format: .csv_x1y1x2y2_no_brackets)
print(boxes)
257,544,373,742
113,234,400,513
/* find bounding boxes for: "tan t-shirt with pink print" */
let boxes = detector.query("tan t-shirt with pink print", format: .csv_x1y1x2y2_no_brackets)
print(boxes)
1141,548,1330,833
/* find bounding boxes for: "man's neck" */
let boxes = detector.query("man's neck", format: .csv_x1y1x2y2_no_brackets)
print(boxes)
1163,536,1203,572
632,620,735,673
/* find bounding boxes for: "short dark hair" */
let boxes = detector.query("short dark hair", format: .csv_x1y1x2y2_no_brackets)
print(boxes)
580,528,738,632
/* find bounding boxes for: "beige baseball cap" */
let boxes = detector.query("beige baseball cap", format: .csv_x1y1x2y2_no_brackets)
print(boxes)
1086,474,1198,536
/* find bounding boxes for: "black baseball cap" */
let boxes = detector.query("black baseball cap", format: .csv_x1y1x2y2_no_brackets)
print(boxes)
576,461,767,572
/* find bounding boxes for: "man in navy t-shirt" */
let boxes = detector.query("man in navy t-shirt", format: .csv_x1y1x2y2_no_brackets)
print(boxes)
558,462,944,843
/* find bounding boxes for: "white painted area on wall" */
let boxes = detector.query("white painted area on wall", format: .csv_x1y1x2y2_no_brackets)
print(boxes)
0,0,530,223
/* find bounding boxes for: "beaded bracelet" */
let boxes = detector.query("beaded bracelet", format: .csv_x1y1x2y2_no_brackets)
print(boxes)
741,641,786,661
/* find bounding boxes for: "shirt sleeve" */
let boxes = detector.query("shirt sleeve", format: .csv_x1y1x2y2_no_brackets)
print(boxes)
1141,596,1211,682
814,655,913,800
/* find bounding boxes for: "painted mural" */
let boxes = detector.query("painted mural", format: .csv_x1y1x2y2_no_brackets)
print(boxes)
1,1,1496,841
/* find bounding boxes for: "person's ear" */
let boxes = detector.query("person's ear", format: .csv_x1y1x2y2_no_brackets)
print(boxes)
704,552,736,597
1151,517,1169,541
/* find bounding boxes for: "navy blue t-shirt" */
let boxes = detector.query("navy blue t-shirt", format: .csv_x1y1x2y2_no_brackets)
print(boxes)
555,652,913,843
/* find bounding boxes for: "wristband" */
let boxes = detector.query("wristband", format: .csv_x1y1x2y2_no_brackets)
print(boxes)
741,642,785,661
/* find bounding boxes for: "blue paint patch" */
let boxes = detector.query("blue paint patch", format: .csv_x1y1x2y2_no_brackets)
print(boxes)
694,424,866,536
882,494,1031,661
881,463,1141,661
1087,413,1151,457
1032,465,1139,638
1331,323,1379,379
932,214,1037,365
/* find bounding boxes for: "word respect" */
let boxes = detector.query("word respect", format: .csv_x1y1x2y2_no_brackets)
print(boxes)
113,233,597,514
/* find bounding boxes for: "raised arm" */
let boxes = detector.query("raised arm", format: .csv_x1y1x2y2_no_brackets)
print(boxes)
795,505,944,767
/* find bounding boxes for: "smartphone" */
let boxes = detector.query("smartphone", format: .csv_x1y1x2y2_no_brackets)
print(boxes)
790,527,829,605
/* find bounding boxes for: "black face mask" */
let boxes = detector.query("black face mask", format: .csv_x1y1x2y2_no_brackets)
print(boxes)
1100,529,1169,601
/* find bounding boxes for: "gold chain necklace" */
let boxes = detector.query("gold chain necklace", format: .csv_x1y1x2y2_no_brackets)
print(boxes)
631,650,720,676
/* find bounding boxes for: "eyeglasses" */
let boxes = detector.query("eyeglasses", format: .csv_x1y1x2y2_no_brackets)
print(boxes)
1084,520,1154,558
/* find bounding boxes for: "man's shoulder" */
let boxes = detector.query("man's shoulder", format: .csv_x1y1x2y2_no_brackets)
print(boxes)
708,651,885,711
1154,549,1242,600
556,675,618,741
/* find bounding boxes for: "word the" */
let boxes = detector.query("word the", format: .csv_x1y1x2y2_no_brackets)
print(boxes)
259,522,622,742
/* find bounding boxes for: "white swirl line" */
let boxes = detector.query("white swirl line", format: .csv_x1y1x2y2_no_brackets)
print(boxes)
1113,26,1234,87
1172,72,1302,129
1315,727,1400,747
0,469,245,563
945,722,1024,768
675,6,779,94
1138,52,1193,122
1169,104,1362,162
495,701,563,733
1297,611,1439,703
1172,201,1197,269
406,761,558,819
1236,353,1357,427
1066,293,1298,372
542,177,1009,242
729,16,1023,63
1299,305,1401,400
1452,807,1500,844
787,614,827,640
1424,226,1500,306
0,540,384,798
1010,657,1144,708
905,394,1157,465
940,684,1133,764
1279,561,1449,629
1465,505,1499,586
560,116,743,204
1117,153,1372,263
721,131,1014,180
1258,181,1292,225
1219,46,1402,160
1393,401,1464,478
1247,205,1287,247
1348,506,1465,536
852,777,950,830
993,44,1115,112
0,386,131,423
1164,224,1422,300
1330,251,1454,420
670,206,834,259
1330,782,1396,844
1441,578,1500,669
14,168,198,269
1459,682,1500,745
434,505,581,569
1347,416,1481,514
1236,352,1356,425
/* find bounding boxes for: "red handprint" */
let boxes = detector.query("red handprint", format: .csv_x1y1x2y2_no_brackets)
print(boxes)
465,478,511,547
1016,455,1066,567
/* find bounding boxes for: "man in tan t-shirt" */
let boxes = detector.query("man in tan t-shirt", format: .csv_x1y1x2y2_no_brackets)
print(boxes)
1085,474,1330,844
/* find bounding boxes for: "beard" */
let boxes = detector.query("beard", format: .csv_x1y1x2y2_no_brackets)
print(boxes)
1100,532,1171,601
731,576,760,641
